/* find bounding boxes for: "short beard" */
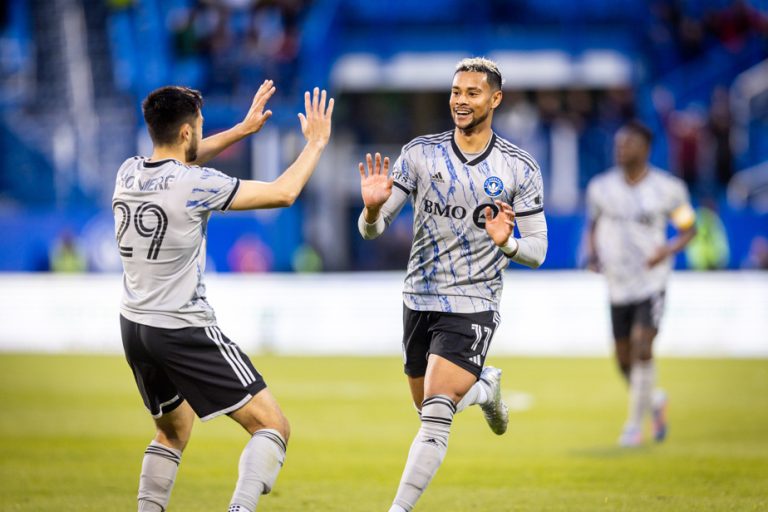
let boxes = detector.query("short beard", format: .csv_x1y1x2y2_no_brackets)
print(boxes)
185,135,198,162
455,108,490,133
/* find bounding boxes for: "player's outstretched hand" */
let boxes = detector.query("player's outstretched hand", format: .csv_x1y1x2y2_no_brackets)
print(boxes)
359,152,393,212
239,79,276,135
485,200,516,247
298,87,334,147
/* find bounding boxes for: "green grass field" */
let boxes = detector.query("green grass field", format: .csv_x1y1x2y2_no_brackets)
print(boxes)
1,354,766,511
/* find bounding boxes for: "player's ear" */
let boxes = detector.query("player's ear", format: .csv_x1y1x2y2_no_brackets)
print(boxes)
179,122,192,144
491,89,502,109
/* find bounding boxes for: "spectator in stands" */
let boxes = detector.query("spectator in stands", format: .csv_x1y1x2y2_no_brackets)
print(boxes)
706,0,768,53
49,230,87,273
707,87,735,191
227,234,274,272
685,200,730,271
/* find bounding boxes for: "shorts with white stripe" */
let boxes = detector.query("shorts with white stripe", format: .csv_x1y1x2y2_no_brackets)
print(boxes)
120,315,266,421
402,306,500,379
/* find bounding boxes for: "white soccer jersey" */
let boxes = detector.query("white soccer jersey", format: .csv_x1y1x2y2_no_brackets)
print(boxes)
586,166,693,304
375,130,545,313
112,157,240,328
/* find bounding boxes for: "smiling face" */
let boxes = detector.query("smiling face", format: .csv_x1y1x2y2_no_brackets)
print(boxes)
450,71,502,133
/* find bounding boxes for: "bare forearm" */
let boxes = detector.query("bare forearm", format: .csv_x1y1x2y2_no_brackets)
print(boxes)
270,140,326,203
190,124,250,166
229,140,326,210
667,226,697,255
586,220,599,265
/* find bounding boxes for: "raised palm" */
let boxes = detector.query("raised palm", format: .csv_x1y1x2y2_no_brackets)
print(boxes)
359,152,393,210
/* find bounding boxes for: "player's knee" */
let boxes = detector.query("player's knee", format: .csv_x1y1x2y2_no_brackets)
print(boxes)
155,427,191,452
234,403,290,441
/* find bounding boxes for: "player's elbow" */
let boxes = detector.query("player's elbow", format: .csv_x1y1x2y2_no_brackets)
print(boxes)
273,188,298,208
526,237,548,269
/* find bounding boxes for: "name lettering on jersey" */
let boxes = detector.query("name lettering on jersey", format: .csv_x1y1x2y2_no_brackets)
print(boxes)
483,176,504,197
118,174,175,191
423,199,467,219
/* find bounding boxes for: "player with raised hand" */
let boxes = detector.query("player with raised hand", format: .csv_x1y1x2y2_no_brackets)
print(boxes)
586,120,696,447
113,82,333,512
358,57,548,512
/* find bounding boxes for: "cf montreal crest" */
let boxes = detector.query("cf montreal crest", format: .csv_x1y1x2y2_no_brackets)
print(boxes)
483,176,503,197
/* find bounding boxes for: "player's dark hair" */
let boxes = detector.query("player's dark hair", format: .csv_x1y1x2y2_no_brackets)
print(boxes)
622,120,654,147
142,86,203,146
455,57,503,91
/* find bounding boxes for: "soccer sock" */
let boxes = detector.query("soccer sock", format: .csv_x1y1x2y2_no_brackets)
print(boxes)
626,360,656,429
137,440,182,512
229,429,287,512
391,395,455,512
455,378,490,413
619,363,631,384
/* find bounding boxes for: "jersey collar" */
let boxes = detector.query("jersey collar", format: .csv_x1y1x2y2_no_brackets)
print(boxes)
451,132,497,166
143,158,181,168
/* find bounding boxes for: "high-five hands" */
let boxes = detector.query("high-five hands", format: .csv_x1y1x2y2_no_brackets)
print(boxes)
239,80,276,135
299,87,334,147
359,152,393,223
485,200,516,247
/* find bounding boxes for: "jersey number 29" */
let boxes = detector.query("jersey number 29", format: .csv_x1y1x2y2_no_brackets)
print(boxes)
113,201,168,260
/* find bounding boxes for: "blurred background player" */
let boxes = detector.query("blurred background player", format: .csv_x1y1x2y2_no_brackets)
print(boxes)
357,57,548,511
114,83,333,511
585,120,696,447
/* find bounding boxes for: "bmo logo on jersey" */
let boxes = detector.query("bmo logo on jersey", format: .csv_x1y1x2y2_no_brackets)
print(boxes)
422,199,467,219
422,199,500,229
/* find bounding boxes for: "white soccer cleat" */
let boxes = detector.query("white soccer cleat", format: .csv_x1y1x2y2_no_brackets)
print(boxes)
479,366,509,435
618,424,643,447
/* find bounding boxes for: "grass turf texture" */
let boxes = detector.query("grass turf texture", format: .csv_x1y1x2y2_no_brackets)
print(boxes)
0,354,766,511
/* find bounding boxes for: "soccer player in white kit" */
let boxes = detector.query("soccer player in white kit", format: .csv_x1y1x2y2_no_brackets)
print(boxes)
113,82,333,511
358,58,548,511
585,120,696,447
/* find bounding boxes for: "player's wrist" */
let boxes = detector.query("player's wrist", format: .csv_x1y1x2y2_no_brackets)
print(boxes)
232,122,253,138
363,207,382,224
499,236,518,256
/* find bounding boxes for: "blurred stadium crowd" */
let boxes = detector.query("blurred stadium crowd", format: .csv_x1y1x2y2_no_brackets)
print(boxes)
0,0,767,272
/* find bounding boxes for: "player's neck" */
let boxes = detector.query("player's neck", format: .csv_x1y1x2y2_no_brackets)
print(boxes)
453,126,493,154
623,164,649,185
149,146,187,164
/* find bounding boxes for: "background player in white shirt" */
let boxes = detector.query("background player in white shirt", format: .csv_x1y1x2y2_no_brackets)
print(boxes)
358,57,548,511
114,82,333,511
585,120,696,447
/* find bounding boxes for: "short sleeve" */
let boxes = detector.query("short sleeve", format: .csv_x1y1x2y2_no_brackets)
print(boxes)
391,148,418,195
185,166,240,212
512,159,544,217
585,178,601,221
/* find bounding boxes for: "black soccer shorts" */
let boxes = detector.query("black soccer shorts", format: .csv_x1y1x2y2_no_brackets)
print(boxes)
402,305,500,379
120,315,267,421
610,291,666,340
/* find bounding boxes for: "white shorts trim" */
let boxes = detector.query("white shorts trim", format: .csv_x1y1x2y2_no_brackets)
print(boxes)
199,393,253,422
